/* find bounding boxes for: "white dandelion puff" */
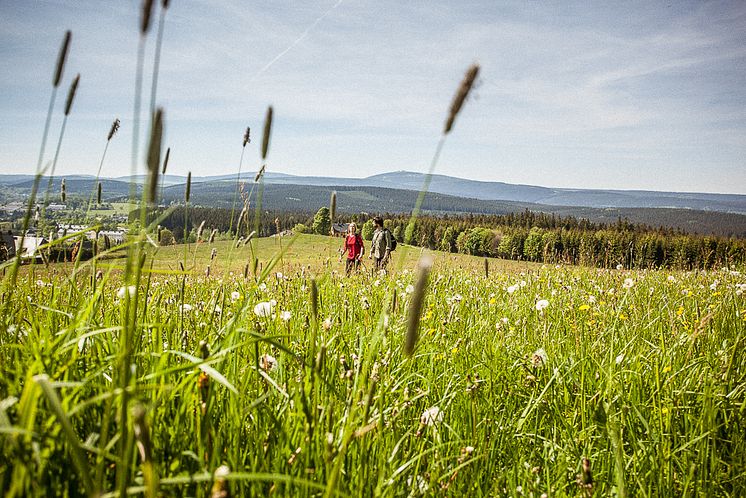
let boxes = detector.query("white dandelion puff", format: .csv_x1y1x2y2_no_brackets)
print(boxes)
531,348,548,368
420,406,443,426
253,300,276,317
535,299,549,312
117,286,136,299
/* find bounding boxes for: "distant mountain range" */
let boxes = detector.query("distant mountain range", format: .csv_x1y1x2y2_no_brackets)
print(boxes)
3,170,744,213
2,171,746,236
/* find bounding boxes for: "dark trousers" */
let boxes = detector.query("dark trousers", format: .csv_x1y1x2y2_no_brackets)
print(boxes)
345,258,360,275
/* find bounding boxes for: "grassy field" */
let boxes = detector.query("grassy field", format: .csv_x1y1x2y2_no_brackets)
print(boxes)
1,233,744,496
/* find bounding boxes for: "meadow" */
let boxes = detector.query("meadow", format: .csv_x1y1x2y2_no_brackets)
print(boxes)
1,234,745,496
2,6,744,495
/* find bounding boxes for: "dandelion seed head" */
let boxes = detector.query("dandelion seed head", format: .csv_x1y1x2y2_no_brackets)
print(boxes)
420,406,443,426
531,348,548,368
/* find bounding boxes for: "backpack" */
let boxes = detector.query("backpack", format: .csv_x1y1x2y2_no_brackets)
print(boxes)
385,229,397,251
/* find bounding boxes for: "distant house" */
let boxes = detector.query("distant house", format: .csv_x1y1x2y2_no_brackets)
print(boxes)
55,225,126,246
331,223,349,237
99,230,126,245
14,235,49,261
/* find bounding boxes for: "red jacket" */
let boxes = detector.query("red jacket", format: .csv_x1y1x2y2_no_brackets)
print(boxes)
343,233,364,260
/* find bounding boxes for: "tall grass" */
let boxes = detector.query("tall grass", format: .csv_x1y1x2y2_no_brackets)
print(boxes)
2,7,745,498
2,242,744,495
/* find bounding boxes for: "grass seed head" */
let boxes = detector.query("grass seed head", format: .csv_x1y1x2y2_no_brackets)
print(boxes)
64,74,80,116
310,278,318,321
132,404,153,463
196,220,206,241
444,63,480,134
107,118,120,141
209,230,217,244
146,108,164,204
261,106,273,160
243,126,251,147
254,164,265,183
162,146,170,174
53,31,71,87
185,171,191,203
97,182,102,204
404,255,433,356
330,191,337,222
141,0,155,34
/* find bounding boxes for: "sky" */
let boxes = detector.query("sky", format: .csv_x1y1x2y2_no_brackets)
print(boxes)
1,0,745,194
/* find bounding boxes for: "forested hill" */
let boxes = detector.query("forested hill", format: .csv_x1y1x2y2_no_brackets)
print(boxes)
161,181,746,237
8,170,745,213
2,174,745,237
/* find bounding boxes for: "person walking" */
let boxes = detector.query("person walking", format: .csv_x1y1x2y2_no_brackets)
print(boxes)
339,222,365,275
369,217,392,271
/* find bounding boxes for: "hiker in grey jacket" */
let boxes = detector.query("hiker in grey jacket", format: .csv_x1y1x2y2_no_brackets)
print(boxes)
369,217,392,271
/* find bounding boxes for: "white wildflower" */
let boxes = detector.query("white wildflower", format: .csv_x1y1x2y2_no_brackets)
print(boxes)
259,354,277,371
615,353,625,365
623,278,635,289
507,284,519,295
280,310,292,321
535,299,549,312
405,285,415,294
179,303,193,312
117,286,136,299
253,300,276,317
531,348,548,368
420,406,443,426
406,475,429,495
231,291,241,301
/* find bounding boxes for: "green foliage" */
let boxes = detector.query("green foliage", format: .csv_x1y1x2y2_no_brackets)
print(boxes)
361,219,375,240
312,206,331,235
439,226,457,252
392,225,403,242
159,227,174,245
292,223,310,234
523,226,545,261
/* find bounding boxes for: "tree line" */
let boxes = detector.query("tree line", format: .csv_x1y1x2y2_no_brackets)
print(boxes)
142,206,746,270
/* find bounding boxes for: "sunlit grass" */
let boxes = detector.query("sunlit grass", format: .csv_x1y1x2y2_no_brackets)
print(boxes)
1,238,744,496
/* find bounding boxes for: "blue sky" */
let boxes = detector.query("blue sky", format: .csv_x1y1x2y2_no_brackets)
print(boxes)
1,0,745,193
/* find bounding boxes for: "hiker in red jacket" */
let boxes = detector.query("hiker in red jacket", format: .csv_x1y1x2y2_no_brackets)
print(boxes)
339,222,365,275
